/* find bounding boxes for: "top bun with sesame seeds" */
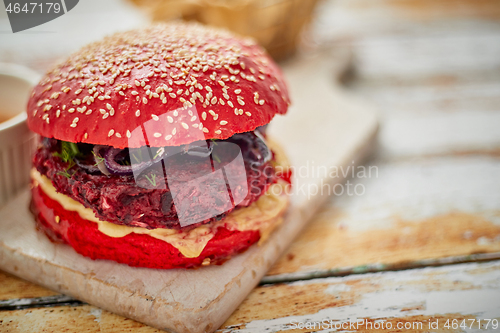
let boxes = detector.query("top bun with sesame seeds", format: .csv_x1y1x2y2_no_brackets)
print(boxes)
26,22,290,148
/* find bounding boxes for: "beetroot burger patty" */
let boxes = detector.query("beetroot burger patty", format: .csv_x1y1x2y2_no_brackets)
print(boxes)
26,22,291,269
33,130,277,229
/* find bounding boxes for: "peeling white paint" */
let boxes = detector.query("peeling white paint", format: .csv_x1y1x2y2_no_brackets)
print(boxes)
329,156,500,231
324,284,351,295
223,262,500,333
89,308,102,323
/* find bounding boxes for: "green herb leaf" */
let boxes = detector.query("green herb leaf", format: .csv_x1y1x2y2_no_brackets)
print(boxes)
145,173,157,186
153,147,165,160
53,141,81,179
92,151,105,166
130,149,142,163
57,169,75,179
53,141,81,163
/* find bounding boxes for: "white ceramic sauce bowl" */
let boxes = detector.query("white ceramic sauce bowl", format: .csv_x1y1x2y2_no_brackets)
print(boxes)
0,63,40,208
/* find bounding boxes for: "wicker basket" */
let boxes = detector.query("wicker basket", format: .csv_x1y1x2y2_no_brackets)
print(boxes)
129,0,319,60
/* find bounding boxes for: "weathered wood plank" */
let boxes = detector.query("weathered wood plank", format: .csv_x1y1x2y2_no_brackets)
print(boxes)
221,261,500,332
0,271,58,301
266,156,500,279
0,295,82,311
2,262,498,332
313,0,500,43
0,305,162,332
313,1,500,159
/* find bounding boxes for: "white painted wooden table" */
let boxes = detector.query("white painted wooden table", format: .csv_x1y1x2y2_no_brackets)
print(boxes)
1,0,500,332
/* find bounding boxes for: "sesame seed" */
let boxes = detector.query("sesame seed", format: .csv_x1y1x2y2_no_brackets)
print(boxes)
115,132,122,138
234,89,241,94
181,122,189,129
142,97,148,104
108,129,114,137
103,113,109,119
259,100,265,105
135,110,141,117
165,134,172,141
245,111,251,116
220,120,228,125
190,115,197,121
215,130,221,134
201,112,206,120
227,101,234,108
203,128,209,133
153,132,162,138
68,108,75,113
172,128,176,135
152,114,159,121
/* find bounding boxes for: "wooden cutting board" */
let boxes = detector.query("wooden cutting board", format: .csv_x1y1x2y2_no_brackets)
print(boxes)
0,49,378,333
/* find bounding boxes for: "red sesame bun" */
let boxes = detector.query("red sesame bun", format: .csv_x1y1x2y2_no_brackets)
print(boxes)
26,23,290,148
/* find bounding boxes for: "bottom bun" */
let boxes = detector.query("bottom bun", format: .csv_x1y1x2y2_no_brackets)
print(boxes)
30,174,289,269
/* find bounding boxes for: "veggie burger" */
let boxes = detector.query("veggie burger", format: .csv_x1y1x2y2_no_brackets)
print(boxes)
27,23,291,269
